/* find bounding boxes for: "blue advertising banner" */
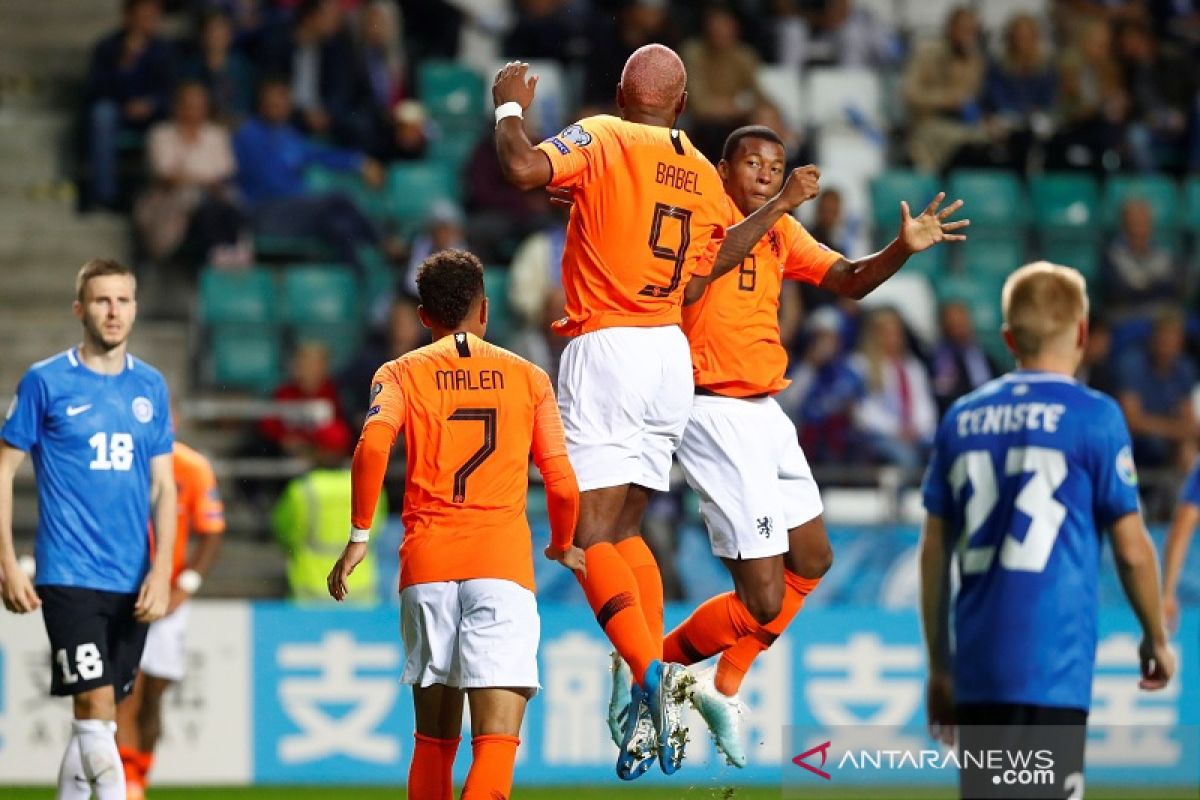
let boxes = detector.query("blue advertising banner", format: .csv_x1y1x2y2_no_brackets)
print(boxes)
250,603,1200,788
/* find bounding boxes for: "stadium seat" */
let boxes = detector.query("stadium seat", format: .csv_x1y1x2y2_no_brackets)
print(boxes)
1184,175,1200,231
869,170,945,279
1102,174,1181,231
483,266,516,346
758,64,805,131
1037,235,1101,281
253,233,335,263
804,67,884,129
417,60,485,127
1028,173,1101,234
305,166,390,223
387,162,460,225
280,265,359,326
935,273,1007,360
355,245,399,319
481,59,567,139
208,325,281,394
198,267,275,325
429,126,479,174
959,235,1026,280
947,169,1028,230
295,323,362,372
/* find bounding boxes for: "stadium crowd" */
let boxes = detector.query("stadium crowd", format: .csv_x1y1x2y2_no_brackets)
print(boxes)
78,0,1200,494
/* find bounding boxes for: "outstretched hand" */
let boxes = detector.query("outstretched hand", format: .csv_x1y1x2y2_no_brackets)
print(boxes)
493,62,539,110
899,192,969,254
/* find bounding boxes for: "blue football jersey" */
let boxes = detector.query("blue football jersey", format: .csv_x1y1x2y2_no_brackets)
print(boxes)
922,370,1140,711
2,348,173,593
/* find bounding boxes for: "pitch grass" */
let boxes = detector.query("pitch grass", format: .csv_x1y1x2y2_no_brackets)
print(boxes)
5,787,1197,799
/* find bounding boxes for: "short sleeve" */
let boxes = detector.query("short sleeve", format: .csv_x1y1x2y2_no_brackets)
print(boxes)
150,379,174,457
1180,458,1200,506
363,362,405,433
1,370,47,451
1090,400,1141,527
191,458,226,535
534,116,610,189
922,414,955,518
779,215,843,284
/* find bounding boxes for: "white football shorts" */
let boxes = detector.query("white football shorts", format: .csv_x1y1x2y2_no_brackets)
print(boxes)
400,579,540,691
139,600,191,682
677,395,823,560
556,325,693,492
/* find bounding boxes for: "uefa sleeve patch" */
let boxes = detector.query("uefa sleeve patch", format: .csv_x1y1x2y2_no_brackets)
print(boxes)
366,405,381,419
547,137,570,155
1117,445,1138,487
558,123,592,147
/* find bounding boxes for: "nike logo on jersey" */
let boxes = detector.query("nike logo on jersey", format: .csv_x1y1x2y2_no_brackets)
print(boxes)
66,404,92,417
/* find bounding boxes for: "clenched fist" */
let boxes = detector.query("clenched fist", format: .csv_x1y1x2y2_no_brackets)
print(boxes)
779,165,821,209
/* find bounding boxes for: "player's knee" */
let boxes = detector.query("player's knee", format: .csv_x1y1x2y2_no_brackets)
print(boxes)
744,586,783,626
789,539,833,580
73,692,115,722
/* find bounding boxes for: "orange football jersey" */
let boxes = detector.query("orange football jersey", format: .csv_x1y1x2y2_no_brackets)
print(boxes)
684,195,844,397
364,332,566,591
535,115,728,336
169,441,225,580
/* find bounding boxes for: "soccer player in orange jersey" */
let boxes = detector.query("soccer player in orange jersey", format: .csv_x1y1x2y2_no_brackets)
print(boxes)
117,439,225,799
663,126,968,766
326,249,583,800
492,46,819,778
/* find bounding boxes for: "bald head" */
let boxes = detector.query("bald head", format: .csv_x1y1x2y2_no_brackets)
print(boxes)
619,43,687,117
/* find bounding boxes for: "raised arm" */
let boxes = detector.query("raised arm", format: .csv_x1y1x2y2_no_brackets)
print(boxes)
1109,512,1175,691
136,452,177,623
493,62,553,191
0,443,38,613
918,513,955,743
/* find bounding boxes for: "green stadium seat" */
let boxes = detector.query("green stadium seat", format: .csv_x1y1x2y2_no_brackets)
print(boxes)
387,162,460,224
418,60,485,126
958,235,1026,281
869,170,939,229
1029,173,1101,234
483,266,515,346
355,245,399,318
254,233,335,263
1185,176,1200,231
198,267,275,324
208,325,281,394
295,323,363,372
429,126,480,173
1038,234,1102,281
1102,174,1181,231
280,265,359,326
936,273,1006,358
305,166,390,223
947,169,1028,229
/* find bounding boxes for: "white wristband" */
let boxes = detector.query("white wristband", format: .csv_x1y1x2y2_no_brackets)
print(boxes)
349,527,371,543
176,568,202,594
495,101,523,125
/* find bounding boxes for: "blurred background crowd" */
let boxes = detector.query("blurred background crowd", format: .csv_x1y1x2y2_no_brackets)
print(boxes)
6,0,1200,600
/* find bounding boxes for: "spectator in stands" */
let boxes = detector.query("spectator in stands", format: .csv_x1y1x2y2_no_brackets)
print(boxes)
1116,310,1199,470
777,0,900,69
850,307,938,469
273,422,385,604
261,0,368,147
504,0,588,64
747,102,812,173
373,99,430,162
134,82,241,267
902,5,988,173
784,307,863,464
508,206,568,375
682,5,766,160
85,0,176,209
355,0,408,152
401,200,468,296
183,9,256,123
462,122,553,261
232,79,385,275
1078,313,1119,397
982,13,1057,172
1102,198,1187,325
1114,18,1196,170
399,0,464,64
582,0,678,110
1051,17,1130,171
338,295,426,431
930,300,997,415
807,187,855,257
259,341,353,459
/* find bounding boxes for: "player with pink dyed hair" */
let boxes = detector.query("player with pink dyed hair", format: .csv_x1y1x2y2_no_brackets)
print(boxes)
492,44,820,779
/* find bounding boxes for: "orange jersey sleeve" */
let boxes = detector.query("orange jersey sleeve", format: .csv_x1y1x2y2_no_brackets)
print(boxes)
390,333,558,592
683,208,843,398
350,363,406,530
534,115,728,336
529,370,578,550
170,442,225,579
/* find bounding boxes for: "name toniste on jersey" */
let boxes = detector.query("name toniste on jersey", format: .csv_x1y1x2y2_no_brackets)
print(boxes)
956,402,1068,437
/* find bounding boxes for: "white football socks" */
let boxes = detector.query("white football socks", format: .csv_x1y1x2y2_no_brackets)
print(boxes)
57,719,126,800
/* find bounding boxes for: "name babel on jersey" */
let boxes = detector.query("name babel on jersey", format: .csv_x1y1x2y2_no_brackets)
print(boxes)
922,371,1140,711
1,349,173,594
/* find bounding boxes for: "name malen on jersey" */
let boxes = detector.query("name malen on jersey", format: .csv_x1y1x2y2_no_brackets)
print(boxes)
956,402,1068,437
435,369,506,392
655,162,703,196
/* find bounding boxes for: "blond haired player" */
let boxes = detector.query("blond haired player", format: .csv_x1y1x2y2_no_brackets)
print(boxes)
327,249,582,800
921,262,1173,799
493,45,820,778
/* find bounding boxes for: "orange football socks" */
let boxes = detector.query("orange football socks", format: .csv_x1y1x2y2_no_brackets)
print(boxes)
715,572,820,695
577,542,659,687
460,734,520,800
407,734,458,800
614,536,664,654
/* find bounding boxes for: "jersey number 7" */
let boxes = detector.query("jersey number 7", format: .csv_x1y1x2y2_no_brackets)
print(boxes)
448,408,497,503
949,447,1068,575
